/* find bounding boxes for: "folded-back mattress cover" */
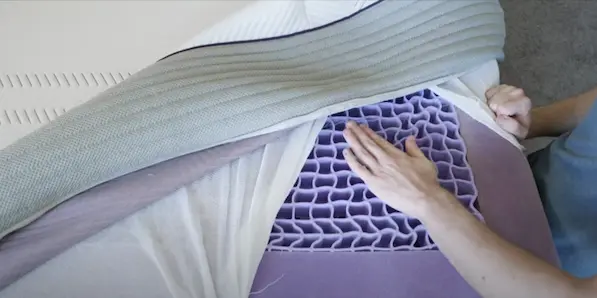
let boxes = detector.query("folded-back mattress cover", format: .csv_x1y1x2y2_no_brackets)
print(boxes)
0,1,515,297
0,0,505,240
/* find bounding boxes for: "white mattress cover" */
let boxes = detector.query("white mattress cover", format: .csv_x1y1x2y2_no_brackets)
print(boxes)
0,0,254,149
0,1,516,297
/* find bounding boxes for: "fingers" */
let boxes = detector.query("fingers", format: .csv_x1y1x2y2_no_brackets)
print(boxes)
493,95,531,116
404,136,425,158
343,148,373,179
359,123,404,154
496,115,528,139
486,85,532,139
486,85,531,117
345,122,390,158
486,84,515,99
343,122,382,167
485,85,501,99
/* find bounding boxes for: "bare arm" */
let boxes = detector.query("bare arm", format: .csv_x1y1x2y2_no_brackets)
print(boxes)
529,86,597,138
420,190,597,298
342,121,597,298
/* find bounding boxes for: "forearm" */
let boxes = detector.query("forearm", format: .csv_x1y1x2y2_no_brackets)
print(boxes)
419,190,593,298
529,86,597,138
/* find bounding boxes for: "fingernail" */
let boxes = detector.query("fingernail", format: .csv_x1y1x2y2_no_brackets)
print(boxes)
490,103,497,110
347,121,355,127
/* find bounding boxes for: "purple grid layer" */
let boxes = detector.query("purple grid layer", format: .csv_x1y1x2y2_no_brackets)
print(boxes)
267,89,481,252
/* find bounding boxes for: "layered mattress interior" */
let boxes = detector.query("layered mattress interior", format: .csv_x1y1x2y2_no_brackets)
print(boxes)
0,2,558,297
267,90,481,252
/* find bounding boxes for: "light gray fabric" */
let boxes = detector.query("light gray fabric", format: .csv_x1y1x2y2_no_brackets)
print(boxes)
0,0,505,238
0,130,286,291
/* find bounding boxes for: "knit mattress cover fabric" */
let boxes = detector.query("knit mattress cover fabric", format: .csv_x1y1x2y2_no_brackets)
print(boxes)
0,0,505,240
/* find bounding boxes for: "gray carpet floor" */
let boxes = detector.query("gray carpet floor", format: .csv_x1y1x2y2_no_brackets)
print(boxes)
500,0,597,106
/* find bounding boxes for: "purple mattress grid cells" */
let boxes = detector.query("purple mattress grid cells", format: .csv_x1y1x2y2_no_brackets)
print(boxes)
267,89,481,252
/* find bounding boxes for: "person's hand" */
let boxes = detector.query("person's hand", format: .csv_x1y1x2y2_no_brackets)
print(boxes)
486,85,532,139
342,121,451,219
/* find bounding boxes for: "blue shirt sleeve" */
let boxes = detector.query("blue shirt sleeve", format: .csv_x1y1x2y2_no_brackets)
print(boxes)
529,99,597,278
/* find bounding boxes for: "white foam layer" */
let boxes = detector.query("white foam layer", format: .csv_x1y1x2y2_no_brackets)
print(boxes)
0,1,254,148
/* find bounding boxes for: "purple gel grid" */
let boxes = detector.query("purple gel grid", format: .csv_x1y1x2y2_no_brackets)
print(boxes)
267,89,481,252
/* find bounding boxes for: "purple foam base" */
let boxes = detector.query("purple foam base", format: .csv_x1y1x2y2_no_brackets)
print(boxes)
251,104,558,298
267,90,480,252
253,251,479,298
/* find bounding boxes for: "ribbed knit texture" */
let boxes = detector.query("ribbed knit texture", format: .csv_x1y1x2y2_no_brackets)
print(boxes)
0,0,505,238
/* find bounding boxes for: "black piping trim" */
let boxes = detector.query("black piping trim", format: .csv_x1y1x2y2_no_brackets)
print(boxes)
159,0,384,61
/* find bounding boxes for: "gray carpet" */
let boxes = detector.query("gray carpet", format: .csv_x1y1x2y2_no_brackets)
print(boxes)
500,0,597,106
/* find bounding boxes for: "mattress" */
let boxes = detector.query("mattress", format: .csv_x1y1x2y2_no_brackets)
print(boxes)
0,86,557,298
0,1,556,298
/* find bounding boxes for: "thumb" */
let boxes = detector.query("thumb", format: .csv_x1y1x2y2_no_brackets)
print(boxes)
496,115,528,139
405,136,425,158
